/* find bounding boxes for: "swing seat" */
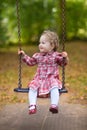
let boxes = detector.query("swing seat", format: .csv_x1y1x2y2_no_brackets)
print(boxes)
14,87,68,93
59,88,68,93
14,88,29,93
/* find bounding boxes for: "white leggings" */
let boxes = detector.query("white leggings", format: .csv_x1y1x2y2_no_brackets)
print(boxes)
29,87,59,106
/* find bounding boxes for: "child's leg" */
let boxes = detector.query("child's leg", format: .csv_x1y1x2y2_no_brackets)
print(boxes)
28,89,37,114
50,87,59,113
50,87,59,106
29,88,37,106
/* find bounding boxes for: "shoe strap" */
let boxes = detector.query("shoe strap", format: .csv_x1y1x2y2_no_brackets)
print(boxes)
29,105,36,110
51,104,58,108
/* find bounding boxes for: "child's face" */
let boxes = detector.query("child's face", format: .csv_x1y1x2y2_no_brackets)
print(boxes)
39,35,54,53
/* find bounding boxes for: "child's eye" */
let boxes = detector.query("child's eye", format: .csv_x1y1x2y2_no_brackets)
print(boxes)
39,41,45,44
42,42,45,44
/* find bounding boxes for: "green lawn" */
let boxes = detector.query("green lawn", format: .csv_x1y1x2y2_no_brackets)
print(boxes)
0,41,87,107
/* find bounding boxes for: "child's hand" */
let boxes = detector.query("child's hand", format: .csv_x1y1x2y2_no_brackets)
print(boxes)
18,50,25,55
62,51,68,58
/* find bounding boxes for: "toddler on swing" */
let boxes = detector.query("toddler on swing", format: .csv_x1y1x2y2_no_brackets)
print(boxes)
18,30,68,114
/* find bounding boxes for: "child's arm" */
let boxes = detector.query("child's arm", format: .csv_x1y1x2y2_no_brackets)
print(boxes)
56,51,69,66
18,50,37,66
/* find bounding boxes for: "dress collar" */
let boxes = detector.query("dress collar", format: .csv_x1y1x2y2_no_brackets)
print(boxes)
40,51,54,56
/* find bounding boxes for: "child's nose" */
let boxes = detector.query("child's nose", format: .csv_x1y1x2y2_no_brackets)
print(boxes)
39,43,42,47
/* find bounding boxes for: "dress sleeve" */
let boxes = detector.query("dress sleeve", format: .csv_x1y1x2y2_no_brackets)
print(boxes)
56,52,68,66
22,53,38,66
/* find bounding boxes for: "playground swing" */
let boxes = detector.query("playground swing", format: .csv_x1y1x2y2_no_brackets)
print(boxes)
14,0,68,94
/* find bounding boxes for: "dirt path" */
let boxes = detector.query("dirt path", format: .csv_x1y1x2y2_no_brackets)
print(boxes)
0,94,87,130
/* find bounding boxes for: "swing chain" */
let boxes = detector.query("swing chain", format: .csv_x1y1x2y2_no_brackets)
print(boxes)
60,0,66,89
16,0,22,88
14,0,67,93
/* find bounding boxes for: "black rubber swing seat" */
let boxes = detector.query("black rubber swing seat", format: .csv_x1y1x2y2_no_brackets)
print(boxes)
59,88,68,93
14,87,68,93
14,88,29,93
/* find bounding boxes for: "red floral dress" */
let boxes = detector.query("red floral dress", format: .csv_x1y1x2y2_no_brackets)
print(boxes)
22,51,67,95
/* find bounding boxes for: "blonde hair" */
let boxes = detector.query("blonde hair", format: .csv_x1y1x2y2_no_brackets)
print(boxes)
41,30,59,51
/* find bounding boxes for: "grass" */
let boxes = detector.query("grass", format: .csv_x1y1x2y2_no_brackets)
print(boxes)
0,41,87,107
65,41,87,104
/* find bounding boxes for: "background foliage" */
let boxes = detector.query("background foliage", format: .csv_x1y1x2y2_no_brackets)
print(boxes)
0,0,87,45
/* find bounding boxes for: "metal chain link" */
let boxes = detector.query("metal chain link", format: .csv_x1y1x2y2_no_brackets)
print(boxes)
16,0,22,88
60,0,66,89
